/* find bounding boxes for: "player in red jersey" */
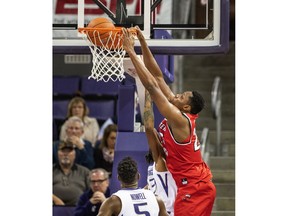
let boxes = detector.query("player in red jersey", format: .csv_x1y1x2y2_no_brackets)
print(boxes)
122,26,216,216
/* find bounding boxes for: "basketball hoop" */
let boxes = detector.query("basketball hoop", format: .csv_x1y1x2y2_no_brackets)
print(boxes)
78,27,136,82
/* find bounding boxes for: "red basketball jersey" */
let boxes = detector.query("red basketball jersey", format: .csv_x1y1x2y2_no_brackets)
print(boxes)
157,113,212,187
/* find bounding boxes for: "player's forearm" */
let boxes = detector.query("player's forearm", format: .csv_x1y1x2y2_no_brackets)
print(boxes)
138,39,174,100
126,49,159,94
123,27,169,113
144,89,161,161
127,53,173,120
136,26,163,79
139,41,163,79
144,90,154,130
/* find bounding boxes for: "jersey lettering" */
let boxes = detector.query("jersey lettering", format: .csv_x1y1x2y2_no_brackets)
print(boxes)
157,131,168,156
157,132,164,145
159,122,166,131
193,128,200,151
55,0,142,15
130,193,147,200
133,203,151,216
157,173,169,196
147,166,157,193
194,135,200,151
148,178,157,193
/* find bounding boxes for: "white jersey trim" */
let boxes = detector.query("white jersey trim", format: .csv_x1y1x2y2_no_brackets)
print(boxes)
165,113,193,146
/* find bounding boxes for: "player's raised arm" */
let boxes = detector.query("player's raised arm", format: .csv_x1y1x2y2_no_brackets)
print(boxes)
135,26,174,101
144,89,161,162
122,28,187,130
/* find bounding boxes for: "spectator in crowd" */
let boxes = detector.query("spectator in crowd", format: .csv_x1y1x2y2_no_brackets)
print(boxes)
74,168,110,216
96,118,114,142
53,116,94,170
53,142,90,206
97,156,168,216
60,96,100,147
93,124,117,176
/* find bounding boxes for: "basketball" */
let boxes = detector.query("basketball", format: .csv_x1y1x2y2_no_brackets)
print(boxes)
87,17,115,46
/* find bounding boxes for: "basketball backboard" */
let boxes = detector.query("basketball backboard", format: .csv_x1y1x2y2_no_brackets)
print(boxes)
53,0,230,55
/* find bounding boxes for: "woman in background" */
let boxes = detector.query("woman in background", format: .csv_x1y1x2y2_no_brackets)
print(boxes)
60,96,100,147
93,124,117,177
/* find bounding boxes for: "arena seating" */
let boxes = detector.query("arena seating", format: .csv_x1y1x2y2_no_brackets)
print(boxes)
53,100,69,119
53,76,80,99
86,100,116,122
53,206,75,216
80,77,123,99
52,76,126,140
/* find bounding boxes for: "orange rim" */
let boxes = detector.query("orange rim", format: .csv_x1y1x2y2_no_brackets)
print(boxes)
78,27,136,35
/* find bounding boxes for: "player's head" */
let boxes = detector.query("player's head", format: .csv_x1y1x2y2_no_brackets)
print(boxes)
117,156,139,186
170,90,205,114
190,91,205,114
145,150,153,164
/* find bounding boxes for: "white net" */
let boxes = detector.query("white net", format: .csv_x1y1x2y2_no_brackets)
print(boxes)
80,29,126,82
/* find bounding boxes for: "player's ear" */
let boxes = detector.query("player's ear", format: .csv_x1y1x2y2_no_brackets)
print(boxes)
183,104,191,113
137,172,140,181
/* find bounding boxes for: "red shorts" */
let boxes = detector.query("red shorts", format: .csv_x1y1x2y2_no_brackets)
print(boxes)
174,180,216,216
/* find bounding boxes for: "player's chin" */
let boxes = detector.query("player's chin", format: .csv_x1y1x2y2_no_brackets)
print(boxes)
170,99,177,107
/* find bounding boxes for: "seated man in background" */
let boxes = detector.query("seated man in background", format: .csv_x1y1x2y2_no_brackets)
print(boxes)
74,168,111,216
53,142,90,206
53,116,94,170
53,194,64,205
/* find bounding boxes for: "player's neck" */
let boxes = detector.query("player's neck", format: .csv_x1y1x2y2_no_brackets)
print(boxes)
121,182,138,189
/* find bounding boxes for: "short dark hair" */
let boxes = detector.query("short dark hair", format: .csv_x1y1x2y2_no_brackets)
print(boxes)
145,150,153,164
190,91,205,114
117,156,138,184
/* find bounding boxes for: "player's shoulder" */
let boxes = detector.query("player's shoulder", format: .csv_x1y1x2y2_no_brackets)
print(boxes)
98,195,122,216
108,194,121,202
104,195,122,209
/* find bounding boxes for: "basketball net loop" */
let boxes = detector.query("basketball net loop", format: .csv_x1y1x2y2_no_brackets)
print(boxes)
79,28,132,82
